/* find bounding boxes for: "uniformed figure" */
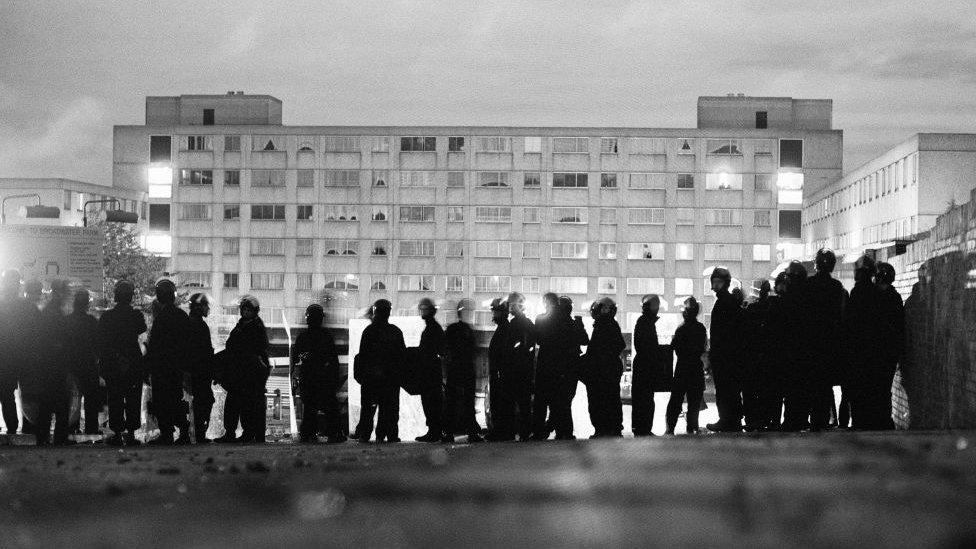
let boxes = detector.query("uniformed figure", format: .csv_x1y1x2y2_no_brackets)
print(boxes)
506,292,536,441
66,289,102,435
486,298,515,441
631,294,662,437
844,255,883,430
759,273,793,430
145,279,191,445
355,299,405,443
292,303,343,443
740,281,771,431
706,267,744,432
665,297,707,435
804,249,849,430
415,298,446,443
532,296,587,440
98,281,147,446
781,261,813,431
583,297,626,438
217,295,271,443
531,293,560,439
872,262,904,430
31,280,72,445
442,299,483,443
0,270,39,435
186,293,215,443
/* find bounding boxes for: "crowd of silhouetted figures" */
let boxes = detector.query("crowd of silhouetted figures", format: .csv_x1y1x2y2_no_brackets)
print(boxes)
0,247,903,447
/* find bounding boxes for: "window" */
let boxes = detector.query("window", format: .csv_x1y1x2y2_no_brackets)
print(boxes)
203,109,214,125
551,277,586,294
600,173,618,188
323,136,359,152
551,242,587,259
184,136,211,151
400,240,435,257
780,139,803,168
251,273,284,290
324,205,358,221
677,173,695,189
150,136,171,162
445,241,465,258
447,206,464,222
400,136,436,152
755,210,771,227
446,275,464,292
399,206,435,222
180,204,211,220
177,238,211,255
600,208,616,224
298,138,314,152
371,137,390,152
523,137,542,153
753,244,771,261
675,278,694,296
779,210,801,238
371,241,388,256
675,243,694,260
398,275,434,291
447,171,464,188
627,278,664,295
253,136,284,151
223,205,240,220
477,137,511,152
628,173,666,189
370,278,388,291
628,208,665,225
475,206,511,223
523,172,541,188
522,277,541,293
552,137,588,153
706,209,742,226
297,170,314,188
448,136,466,152
296,239,314,256
297,205,314,221
598,277,617,294
755,111,767,129
628,243,664,260
224,170,240,186
252,169,285,187
522,242,540,259
324,170,360,187
401,171,435,187
599,242,617,259
296,274,313,291
475,241,512,258
324,275,359,290
755,174,772,192
372,170,389,187
552,172,588,188
600,138,618,154
753,139,773,155
62,190,72,210
222,238,239,255
371,206,388,222
251,204,285,221
223,273,239,288
552,207,587,223
324,240,358,256
179,169,213,186
676,138,695,154
224,136,241,152
251,238,285,256
478,172,509,187
707,139,742,155
148,168,173,197
631,137,666,155
523,207,540,223
472,276,510,293
705,173,743,190
702,243,742,261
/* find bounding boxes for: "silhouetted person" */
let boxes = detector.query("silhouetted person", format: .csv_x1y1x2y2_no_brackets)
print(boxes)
0,270,39,435
145,278,191,445
216,295,270,443
505,292,536,441
414,298,445,443
804,249,849,430
873,262,904,430
486,298,516,441
706,267,744,432
759,273,793,430
66,289,102,435
665,297,707,435
741,281,771,431
631,294,662,437
843,255,883,430
31,280,72,445
186,293,215,443
781,261,813,431
531,292,560,440
293,304,343,443
533,295,587,440
355,299,405,443
442,299,483,443
584,297,626,438
98,281,147,446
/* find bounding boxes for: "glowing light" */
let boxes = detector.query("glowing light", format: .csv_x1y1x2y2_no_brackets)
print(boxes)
776,172,804,190
778,189,803,204
148,166,173,185
144,234,172,256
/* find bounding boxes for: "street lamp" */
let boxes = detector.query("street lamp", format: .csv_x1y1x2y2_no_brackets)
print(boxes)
1,193,61,224
83,199,139,227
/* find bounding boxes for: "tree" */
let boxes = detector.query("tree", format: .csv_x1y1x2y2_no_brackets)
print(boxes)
97,220,165,311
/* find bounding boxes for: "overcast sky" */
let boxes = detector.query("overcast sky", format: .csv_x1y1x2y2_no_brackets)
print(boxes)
2,1,975,185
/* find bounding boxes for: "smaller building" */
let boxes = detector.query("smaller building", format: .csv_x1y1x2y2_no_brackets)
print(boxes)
0,178,148,228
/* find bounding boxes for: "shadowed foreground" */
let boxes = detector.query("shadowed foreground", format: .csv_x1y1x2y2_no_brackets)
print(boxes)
1,432,975,548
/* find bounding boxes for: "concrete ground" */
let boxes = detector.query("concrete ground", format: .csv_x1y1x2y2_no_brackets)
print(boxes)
0,430,974,548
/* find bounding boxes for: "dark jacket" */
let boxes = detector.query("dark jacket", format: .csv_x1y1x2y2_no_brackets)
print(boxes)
489,318,513,388
416,317,445,388
536,314,589,383
877,285,905,366
672,319,707,385
844,282,883,371
631,314,660,378
31,301,70,392
709,289,741,366
357,320,405,388
221,316,270,392
66,310,100,385
185,315,214,378
145,303,190,376
0,296,42,378
445,320,476,386
97,303,147,381
292,326,341,395
507,314,536,385
584,317,625,385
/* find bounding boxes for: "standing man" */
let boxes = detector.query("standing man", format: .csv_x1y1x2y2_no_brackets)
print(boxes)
705,267,744,433
583,298,626,438
356,299,405,443
145,278,191,445
760,273,793,430
665,297,708,435
66,289,102,436
98,281,148,446
442,299,483,443
873,262,904,430
631,294,661,437
292,303,343,443
506,292,536,441
486,298,515,441
31,280,72,445
414,298,445,443
0,270,39,436
741,281,771,431
186,293,215,443
531,293,560,440
844,255,882,429
804,249,849,430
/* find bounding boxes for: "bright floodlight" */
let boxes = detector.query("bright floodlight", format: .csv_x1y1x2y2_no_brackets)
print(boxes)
144,234,172,256
776,172,804,190
148,166,173,185
778,189,803,204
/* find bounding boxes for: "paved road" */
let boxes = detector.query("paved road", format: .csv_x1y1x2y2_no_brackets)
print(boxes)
0,431,974,548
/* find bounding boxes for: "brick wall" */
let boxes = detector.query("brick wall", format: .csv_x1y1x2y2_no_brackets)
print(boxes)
880,187,976,429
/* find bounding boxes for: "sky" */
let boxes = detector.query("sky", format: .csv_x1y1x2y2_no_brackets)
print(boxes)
2,1,975,185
